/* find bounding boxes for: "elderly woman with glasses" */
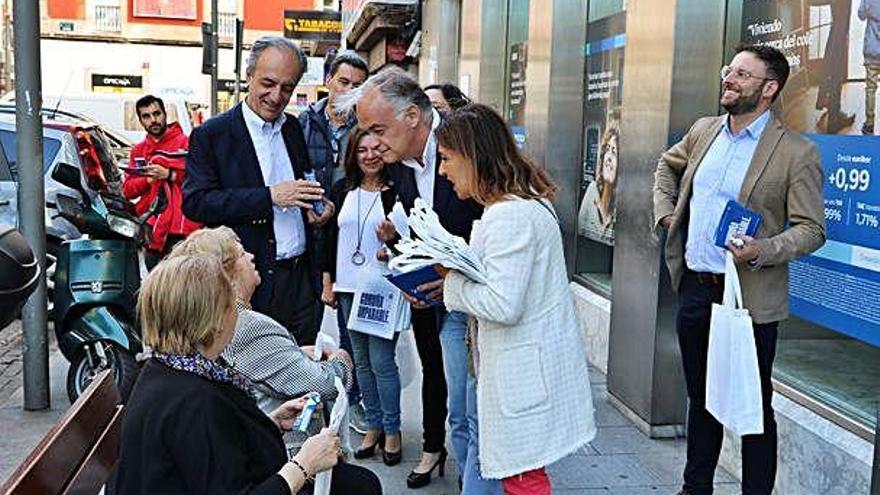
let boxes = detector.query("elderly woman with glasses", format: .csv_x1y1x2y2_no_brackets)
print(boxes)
169,227,353,415
166,228,382,495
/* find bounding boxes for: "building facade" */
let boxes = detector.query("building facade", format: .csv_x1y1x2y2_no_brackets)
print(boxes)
9,0,336,115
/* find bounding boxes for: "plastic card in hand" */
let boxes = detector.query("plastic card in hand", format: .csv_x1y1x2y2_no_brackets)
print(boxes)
293,393,321,433
714,200,762,248
385,266,442,306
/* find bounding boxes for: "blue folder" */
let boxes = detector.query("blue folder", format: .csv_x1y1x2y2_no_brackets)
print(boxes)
714,200,762,248
385,266,443,306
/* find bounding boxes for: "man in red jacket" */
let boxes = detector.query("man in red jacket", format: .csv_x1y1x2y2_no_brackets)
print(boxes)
123,94,201,269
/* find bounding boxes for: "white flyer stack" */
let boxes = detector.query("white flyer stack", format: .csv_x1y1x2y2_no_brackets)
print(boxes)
388,198,488,284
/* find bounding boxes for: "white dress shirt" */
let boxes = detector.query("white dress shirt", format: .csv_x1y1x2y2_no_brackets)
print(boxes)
685,110,770,274
401,108,441,207
242,102,306,259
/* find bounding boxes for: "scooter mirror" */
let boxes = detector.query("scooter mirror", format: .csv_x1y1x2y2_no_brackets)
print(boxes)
51,162,85,193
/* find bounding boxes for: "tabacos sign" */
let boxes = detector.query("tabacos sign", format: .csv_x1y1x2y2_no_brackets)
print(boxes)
283,10,342,42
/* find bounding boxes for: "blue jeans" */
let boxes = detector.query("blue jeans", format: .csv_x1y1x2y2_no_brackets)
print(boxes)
335,304,361,403
440,311,501,494
339,293,402,434
465,374,502,494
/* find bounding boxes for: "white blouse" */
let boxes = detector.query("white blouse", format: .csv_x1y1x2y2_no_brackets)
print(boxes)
333,188,386,292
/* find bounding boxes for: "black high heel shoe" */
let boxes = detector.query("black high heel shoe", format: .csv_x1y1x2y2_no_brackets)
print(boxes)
354,432,384,460
406,448,447,489
382,433,402,466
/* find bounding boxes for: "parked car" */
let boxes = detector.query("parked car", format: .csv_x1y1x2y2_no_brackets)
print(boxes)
1,93,200,143
0,113,125,312
0,104,132,165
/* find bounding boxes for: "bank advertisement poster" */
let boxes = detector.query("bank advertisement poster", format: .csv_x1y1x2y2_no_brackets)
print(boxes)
578,10,625,246
740,0,880,346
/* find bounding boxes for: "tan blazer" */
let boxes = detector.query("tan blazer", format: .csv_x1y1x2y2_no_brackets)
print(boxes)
653,114,825,324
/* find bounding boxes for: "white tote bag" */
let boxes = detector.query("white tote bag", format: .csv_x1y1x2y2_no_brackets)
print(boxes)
705,252,764,436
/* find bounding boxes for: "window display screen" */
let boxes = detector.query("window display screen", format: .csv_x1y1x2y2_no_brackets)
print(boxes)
740,0,880,347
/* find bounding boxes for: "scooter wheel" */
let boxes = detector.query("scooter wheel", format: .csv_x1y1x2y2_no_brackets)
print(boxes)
66,342,139,404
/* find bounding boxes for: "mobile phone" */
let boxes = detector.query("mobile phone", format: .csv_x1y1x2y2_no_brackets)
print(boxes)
120,167,149,176
302,170,325,215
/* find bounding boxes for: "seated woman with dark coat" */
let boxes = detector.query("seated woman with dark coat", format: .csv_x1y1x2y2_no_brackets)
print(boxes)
110,255,375,494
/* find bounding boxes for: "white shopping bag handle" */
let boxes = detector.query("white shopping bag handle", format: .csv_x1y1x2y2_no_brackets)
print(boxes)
722,251,745,309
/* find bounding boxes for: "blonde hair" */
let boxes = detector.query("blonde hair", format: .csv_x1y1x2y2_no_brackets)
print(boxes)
167,227,241,277
138,255,235,354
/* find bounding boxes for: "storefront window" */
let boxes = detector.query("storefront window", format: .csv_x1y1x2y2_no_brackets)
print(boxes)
574,3,626,296
734,0,879,431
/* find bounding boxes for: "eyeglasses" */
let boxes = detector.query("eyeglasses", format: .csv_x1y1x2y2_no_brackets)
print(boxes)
720,65,772,82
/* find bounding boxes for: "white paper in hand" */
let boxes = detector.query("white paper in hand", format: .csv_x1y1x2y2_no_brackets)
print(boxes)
388,198,487,283
312,377,349,495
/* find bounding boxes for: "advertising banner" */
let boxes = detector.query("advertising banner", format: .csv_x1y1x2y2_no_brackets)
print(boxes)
578,10,625,246
284,10,342,42
740,0,880,346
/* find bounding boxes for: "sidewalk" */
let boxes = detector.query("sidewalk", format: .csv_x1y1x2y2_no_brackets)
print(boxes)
350,365,739,495
0,340,740,494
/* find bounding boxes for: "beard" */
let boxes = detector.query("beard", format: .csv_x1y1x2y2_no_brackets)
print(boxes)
721,85,762,115
147,123,166,137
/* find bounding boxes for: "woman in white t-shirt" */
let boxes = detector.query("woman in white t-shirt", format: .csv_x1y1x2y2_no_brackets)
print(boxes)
320,128,403,465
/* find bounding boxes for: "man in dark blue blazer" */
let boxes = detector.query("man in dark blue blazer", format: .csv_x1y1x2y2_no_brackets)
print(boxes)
355,68,493,492
183,36,333,346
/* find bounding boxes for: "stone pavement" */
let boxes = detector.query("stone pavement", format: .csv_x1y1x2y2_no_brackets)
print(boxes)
349,367,740,494
0,333,741,494
0,321,24,405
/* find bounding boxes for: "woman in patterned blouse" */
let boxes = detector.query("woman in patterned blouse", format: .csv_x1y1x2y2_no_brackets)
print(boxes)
169,227,354,415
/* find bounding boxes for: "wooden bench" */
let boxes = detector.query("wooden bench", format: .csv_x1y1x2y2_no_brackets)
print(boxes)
0,370,123,495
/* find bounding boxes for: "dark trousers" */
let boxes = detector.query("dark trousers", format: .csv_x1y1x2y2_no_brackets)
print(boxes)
300,462,382,495
267,257,318,346
411,306,448,453
144,234,186,271
677,270,779,495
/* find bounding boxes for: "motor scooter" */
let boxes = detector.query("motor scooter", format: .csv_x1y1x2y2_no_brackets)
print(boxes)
51,161,154,402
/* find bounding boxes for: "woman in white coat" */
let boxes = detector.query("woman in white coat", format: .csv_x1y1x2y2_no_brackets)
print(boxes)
434,103,596,494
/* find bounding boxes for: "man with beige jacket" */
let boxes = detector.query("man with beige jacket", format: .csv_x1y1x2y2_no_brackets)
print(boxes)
653,45,825,495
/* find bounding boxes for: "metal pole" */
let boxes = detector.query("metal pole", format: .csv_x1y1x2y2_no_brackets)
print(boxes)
3,1,11,92
871,407,879,495
13,0,49,410
210,0,218,115
233,18,243,106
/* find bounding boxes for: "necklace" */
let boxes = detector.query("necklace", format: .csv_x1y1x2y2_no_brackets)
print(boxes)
353,187,381,266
